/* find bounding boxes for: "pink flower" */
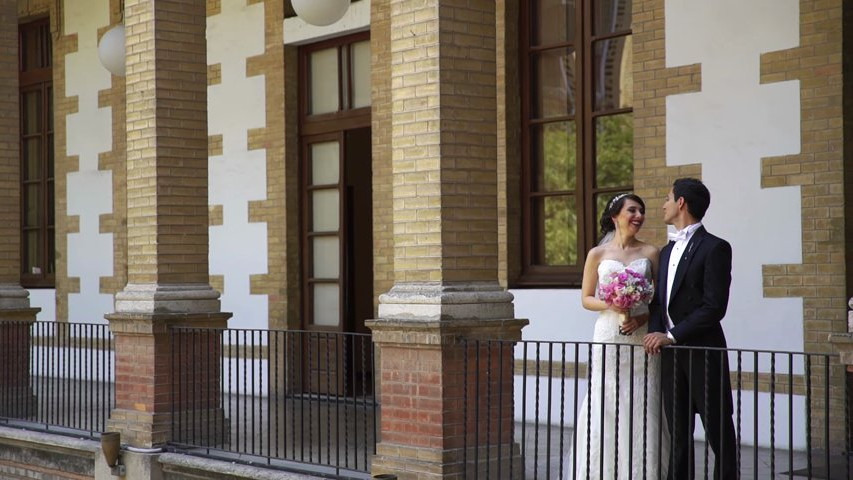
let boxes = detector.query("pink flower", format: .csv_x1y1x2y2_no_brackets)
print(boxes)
598,268,654,311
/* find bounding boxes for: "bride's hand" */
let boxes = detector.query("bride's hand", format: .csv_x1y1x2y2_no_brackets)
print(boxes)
619,312,648,335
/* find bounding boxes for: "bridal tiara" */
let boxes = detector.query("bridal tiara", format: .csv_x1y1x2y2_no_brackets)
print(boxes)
608,193,629,210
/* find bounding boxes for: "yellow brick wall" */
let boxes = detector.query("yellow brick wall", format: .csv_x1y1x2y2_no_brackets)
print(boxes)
51,0,73,321
496,0,521,288
98,0,128,301
389,0,499,283
371,0,393,306
0,0,21,284
124,0,210,285
632,0,847,447
246,0,300,330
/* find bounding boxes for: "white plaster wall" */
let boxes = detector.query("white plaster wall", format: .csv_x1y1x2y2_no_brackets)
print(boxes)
207,2,269,330
283,0,370,46
64,0,114,325
29,289,56,322
665,0,803,353
513,289,595,345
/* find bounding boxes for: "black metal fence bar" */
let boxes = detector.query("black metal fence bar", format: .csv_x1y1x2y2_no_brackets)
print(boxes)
0,321,113,439
169,327,377,477
462,339,850,480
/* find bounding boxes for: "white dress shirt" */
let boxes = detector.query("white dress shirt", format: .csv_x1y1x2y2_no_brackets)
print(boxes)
664,222,703,342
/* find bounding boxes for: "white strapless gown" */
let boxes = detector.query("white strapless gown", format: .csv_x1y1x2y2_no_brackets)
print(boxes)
564,258,670,479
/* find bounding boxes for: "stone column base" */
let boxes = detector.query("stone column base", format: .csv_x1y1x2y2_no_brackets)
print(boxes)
105,311,231,448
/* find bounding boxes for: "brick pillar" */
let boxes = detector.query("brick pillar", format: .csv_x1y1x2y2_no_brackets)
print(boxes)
0,0,40,418
366,1,527,478
105,0,230,449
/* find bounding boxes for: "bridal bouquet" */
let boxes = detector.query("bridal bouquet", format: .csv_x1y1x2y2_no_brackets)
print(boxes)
598,268,654,326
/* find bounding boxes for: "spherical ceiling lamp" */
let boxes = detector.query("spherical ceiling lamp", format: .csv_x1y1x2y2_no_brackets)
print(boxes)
292,0,350,26
98,24,126,77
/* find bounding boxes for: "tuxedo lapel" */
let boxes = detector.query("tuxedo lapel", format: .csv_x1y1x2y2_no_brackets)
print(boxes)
669,226,707,301
659,242,673,307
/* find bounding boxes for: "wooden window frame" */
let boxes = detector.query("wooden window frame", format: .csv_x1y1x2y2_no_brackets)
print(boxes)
19,18,54,289
298,32,371,332
516,0,633,288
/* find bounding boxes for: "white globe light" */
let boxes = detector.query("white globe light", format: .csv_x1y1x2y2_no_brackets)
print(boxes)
292,0,350,26
98,24,126,77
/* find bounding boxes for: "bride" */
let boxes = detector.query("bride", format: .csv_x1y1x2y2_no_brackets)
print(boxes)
564,193,670,479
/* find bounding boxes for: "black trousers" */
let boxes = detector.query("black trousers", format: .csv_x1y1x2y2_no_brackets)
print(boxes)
662,348,739,480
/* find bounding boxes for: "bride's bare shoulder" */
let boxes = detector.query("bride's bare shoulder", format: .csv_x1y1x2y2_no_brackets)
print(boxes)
586,244,607,262
640,242,660,256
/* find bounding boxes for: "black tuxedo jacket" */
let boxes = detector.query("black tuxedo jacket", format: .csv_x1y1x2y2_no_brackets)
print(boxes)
649,226,732,348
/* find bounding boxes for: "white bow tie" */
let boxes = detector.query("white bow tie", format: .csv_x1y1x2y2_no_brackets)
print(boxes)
667,229,688,243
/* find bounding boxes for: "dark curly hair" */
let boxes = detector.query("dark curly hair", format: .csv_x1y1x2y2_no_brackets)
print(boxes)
599,193,645,239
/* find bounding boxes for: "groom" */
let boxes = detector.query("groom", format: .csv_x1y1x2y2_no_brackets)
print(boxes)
644,178,738,480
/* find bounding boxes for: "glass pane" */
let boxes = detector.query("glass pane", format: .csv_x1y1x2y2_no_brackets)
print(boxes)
532,121,576,192
47,180,54,226
311,141,340,185
25,230,39,273
594,0,632,36
25,184,40,227
21,28,35,71
22,92,40,134
341,46,350,109
47,228,55,273
594,113,633,188
312,189,339,232
312,236,340,278
532,48,576,119
313,284,340,326
24,138,40,180
532,195,577,266
593,35,633,111
48,87,53,130
47,134,54,178
310,48,339,115
534,0,575,46
351,40,371,108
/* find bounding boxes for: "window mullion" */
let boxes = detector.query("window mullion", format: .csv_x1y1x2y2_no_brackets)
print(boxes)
578,0,595,261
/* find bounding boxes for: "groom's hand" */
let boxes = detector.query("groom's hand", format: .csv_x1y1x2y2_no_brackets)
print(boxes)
643,332,672,355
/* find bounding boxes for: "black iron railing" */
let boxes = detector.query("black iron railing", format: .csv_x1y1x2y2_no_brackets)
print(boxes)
462,339,850,480
169,328,377,478
0,321,114,439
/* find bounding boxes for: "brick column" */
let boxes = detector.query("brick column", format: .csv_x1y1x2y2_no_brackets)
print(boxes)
105,0,230,448
366,1,526,478
0,0,39,418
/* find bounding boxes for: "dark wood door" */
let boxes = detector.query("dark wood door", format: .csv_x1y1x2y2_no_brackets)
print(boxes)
301,128,372,396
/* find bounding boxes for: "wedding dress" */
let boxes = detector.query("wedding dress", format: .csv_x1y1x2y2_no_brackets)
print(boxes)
564,258,670,480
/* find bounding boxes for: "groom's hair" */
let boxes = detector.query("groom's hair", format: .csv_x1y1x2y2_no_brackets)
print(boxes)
673,178,710,220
